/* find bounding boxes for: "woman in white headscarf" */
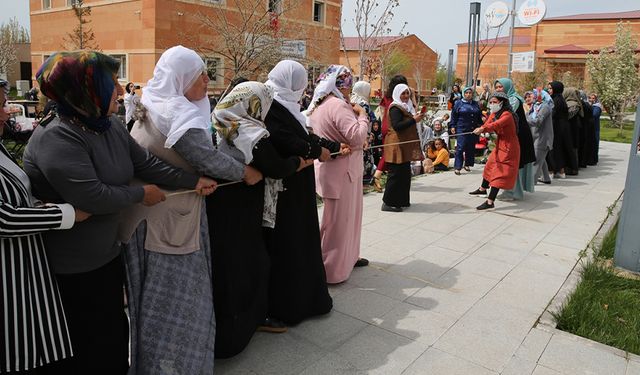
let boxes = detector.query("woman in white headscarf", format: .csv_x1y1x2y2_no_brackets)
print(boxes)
308,65,370,284
382,83,424,212
208,81,312,358
262,60,335,326
121,45,261,374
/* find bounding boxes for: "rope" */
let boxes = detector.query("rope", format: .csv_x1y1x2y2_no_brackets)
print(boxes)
329,131,476,156
165,180,243,197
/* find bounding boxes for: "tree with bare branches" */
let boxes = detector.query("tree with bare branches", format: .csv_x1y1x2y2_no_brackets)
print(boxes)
63,0,99,50
472,21,504,87
0,18,30,78
194,0,312,84
349,0,405,81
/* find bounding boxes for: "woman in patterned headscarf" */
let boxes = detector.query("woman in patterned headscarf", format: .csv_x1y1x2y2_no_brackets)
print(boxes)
23,51,215,373
208,81,312,358
308,65,369,284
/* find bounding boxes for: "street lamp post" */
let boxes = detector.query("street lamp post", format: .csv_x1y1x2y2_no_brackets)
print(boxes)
506,0,517,79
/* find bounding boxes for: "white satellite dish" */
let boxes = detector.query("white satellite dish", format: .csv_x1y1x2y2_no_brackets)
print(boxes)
485,1,510,28
518,0,547,26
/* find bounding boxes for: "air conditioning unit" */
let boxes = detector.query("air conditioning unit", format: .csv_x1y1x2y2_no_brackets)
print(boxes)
16,80,30,97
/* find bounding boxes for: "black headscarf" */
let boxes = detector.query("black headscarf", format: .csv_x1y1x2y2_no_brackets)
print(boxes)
549,81,569,116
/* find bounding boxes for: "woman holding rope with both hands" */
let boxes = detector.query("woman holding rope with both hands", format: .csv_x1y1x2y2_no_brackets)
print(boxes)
468,91,520,210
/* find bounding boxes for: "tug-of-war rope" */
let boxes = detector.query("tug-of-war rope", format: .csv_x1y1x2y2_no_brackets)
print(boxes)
165,131,477,198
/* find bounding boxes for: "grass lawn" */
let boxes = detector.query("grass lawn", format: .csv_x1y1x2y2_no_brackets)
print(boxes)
600,119,635,144
554,220,640,355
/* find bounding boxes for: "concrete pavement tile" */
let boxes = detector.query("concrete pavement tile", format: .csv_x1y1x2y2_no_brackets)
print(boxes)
289,311,368,351
387,247,464,283
433,234,482,253
327,282,355,298
214,331,326,375
513,328,553,362
531,365,563,375
348,267,428,302
333,325,429,375
473,242,531,266
542,231,591,251
331,287,400,324
482,267,566,314
406,285,480,318
451,255,514,280
299,352,366,375
361,245,413,265
372,227,445,253
433,301,539,371
403,348,497,375
363,218,410,235
376,301,457,345
538,334,627,375
489,232,542,252
361,228,389,246
517,252,577,278
501,356,537,375
626,359,640,375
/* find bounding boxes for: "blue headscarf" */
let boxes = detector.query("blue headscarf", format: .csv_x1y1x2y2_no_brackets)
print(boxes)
495,78,523,112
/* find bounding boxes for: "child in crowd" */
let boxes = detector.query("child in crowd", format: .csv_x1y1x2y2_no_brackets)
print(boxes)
423,138,450,173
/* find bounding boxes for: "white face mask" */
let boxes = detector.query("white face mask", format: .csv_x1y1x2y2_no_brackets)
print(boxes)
489,102,503,113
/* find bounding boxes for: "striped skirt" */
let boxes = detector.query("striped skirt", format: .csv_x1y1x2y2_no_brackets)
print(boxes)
1,234,73,372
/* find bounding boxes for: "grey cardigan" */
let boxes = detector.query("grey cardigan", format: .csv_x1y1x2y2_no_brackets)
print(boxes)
23,116,199,274
526,102,554,151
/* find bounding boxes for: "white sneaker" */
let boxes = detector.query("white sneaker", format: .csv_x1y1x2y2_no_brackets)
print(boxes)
553,173,566,179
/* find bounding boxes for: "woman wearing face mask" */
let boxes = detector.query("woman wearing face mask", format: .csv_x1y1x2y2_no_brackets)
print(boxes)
449,86,481,175
469,92,520,210
493,78,536,201
588,93,602,164
381,83,425,212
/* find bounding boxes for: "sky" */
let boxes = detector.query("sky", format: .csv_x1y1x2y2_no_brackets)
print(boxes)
4,0,639,61
341,0,640,62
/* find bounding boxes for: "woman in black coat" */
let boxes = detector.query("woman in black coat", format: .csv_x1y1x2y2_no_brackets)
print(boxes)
262,60,337,325
547,81,578,178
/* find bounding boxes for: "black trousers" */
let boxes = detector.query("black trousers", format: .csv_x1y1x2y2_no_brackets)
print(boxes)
41,255,129,375
383,162,411,207
481,179,500,200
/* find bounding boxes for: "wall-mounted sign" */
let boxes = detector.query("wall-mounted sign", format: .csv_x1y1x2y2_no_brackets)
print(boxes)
281,40,306,58
517,0,546,26
511,51,535,73
485,1,510,28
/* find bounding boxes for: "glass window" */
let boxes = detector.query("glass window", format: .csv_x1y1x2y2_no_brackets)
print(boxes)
268,0,282,13
204,58,221,83
313,1,324,23
43,0,51,9
110,54,127,80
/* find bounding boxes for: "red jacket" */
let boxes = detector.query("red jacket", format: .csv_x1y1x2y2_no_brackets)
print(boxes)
482,111,520,190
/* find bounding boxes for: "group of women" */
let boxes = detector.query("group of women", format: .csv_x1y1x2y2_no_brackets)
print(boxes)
2,47,371,375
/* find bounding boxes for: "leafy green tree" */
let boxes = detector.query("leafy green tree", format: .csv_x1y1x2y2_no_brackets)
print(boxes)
587,22,640,135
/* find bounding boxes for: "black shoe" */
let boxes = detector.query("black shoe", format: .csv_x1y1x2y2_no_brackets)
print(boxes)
257,317,287,333
402,203,411,208
537,179,551,185
476,201,495,210
381,203,403,212
454,170,461,175
354,258,369,267
468,188,487,197
463,166,471,172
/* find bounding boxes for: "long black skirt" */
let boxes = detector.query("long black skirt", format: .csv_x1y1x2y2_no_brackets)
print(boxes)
206,181,269,359
263,166,332,325
383,162,412,208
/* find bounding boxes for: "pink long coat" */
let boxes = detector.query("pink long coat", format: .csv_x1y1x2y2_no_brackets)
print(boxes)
482,111,520,190
311,95,369,283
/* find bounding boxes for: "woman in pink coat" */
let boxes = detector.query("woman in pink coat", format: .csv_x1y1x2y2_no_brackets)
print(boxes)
307,65,370,283
468,91,520,210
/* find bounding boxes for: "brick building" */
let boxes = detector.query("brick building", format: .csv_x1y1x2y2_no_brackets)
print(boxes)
340,34,438,98
456,9,640,88
29,0,341,93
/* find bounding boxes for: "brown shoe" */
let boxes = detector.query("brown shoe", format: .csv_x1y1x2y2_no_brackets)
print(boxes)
257,317,287,334
373,177,383,192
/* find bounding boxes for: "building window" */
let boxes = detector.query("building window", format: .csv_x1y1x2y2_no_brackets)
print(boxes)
110,54,127,80
313,1,324,23
204,57,222,84
268,0,282,13
67,0,81,6
43,0,51,10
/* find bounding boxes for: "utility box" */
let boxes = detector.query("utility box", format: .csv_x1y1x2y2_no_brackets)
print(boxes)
16,80,30,97
614,102,640,273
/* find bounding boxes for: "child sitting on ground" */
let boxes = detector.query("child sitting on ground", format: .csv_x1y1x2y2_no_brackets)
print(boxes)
423,138,450,173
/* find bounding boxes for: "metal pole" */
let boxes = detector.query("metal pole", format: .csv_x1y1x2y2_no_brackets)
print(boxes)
474,7,481,87
506,0,517,78
465,4,474,87
469,14,477,87
446,49,454,93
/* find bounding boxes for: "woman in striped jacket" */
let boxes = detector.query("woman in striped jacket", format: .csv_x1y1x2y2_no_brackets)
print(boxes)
0,78,90,373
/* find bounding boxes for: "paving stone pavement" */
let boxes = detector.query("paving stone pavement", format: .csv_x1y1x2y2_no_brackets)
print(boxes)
214,141,640,375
